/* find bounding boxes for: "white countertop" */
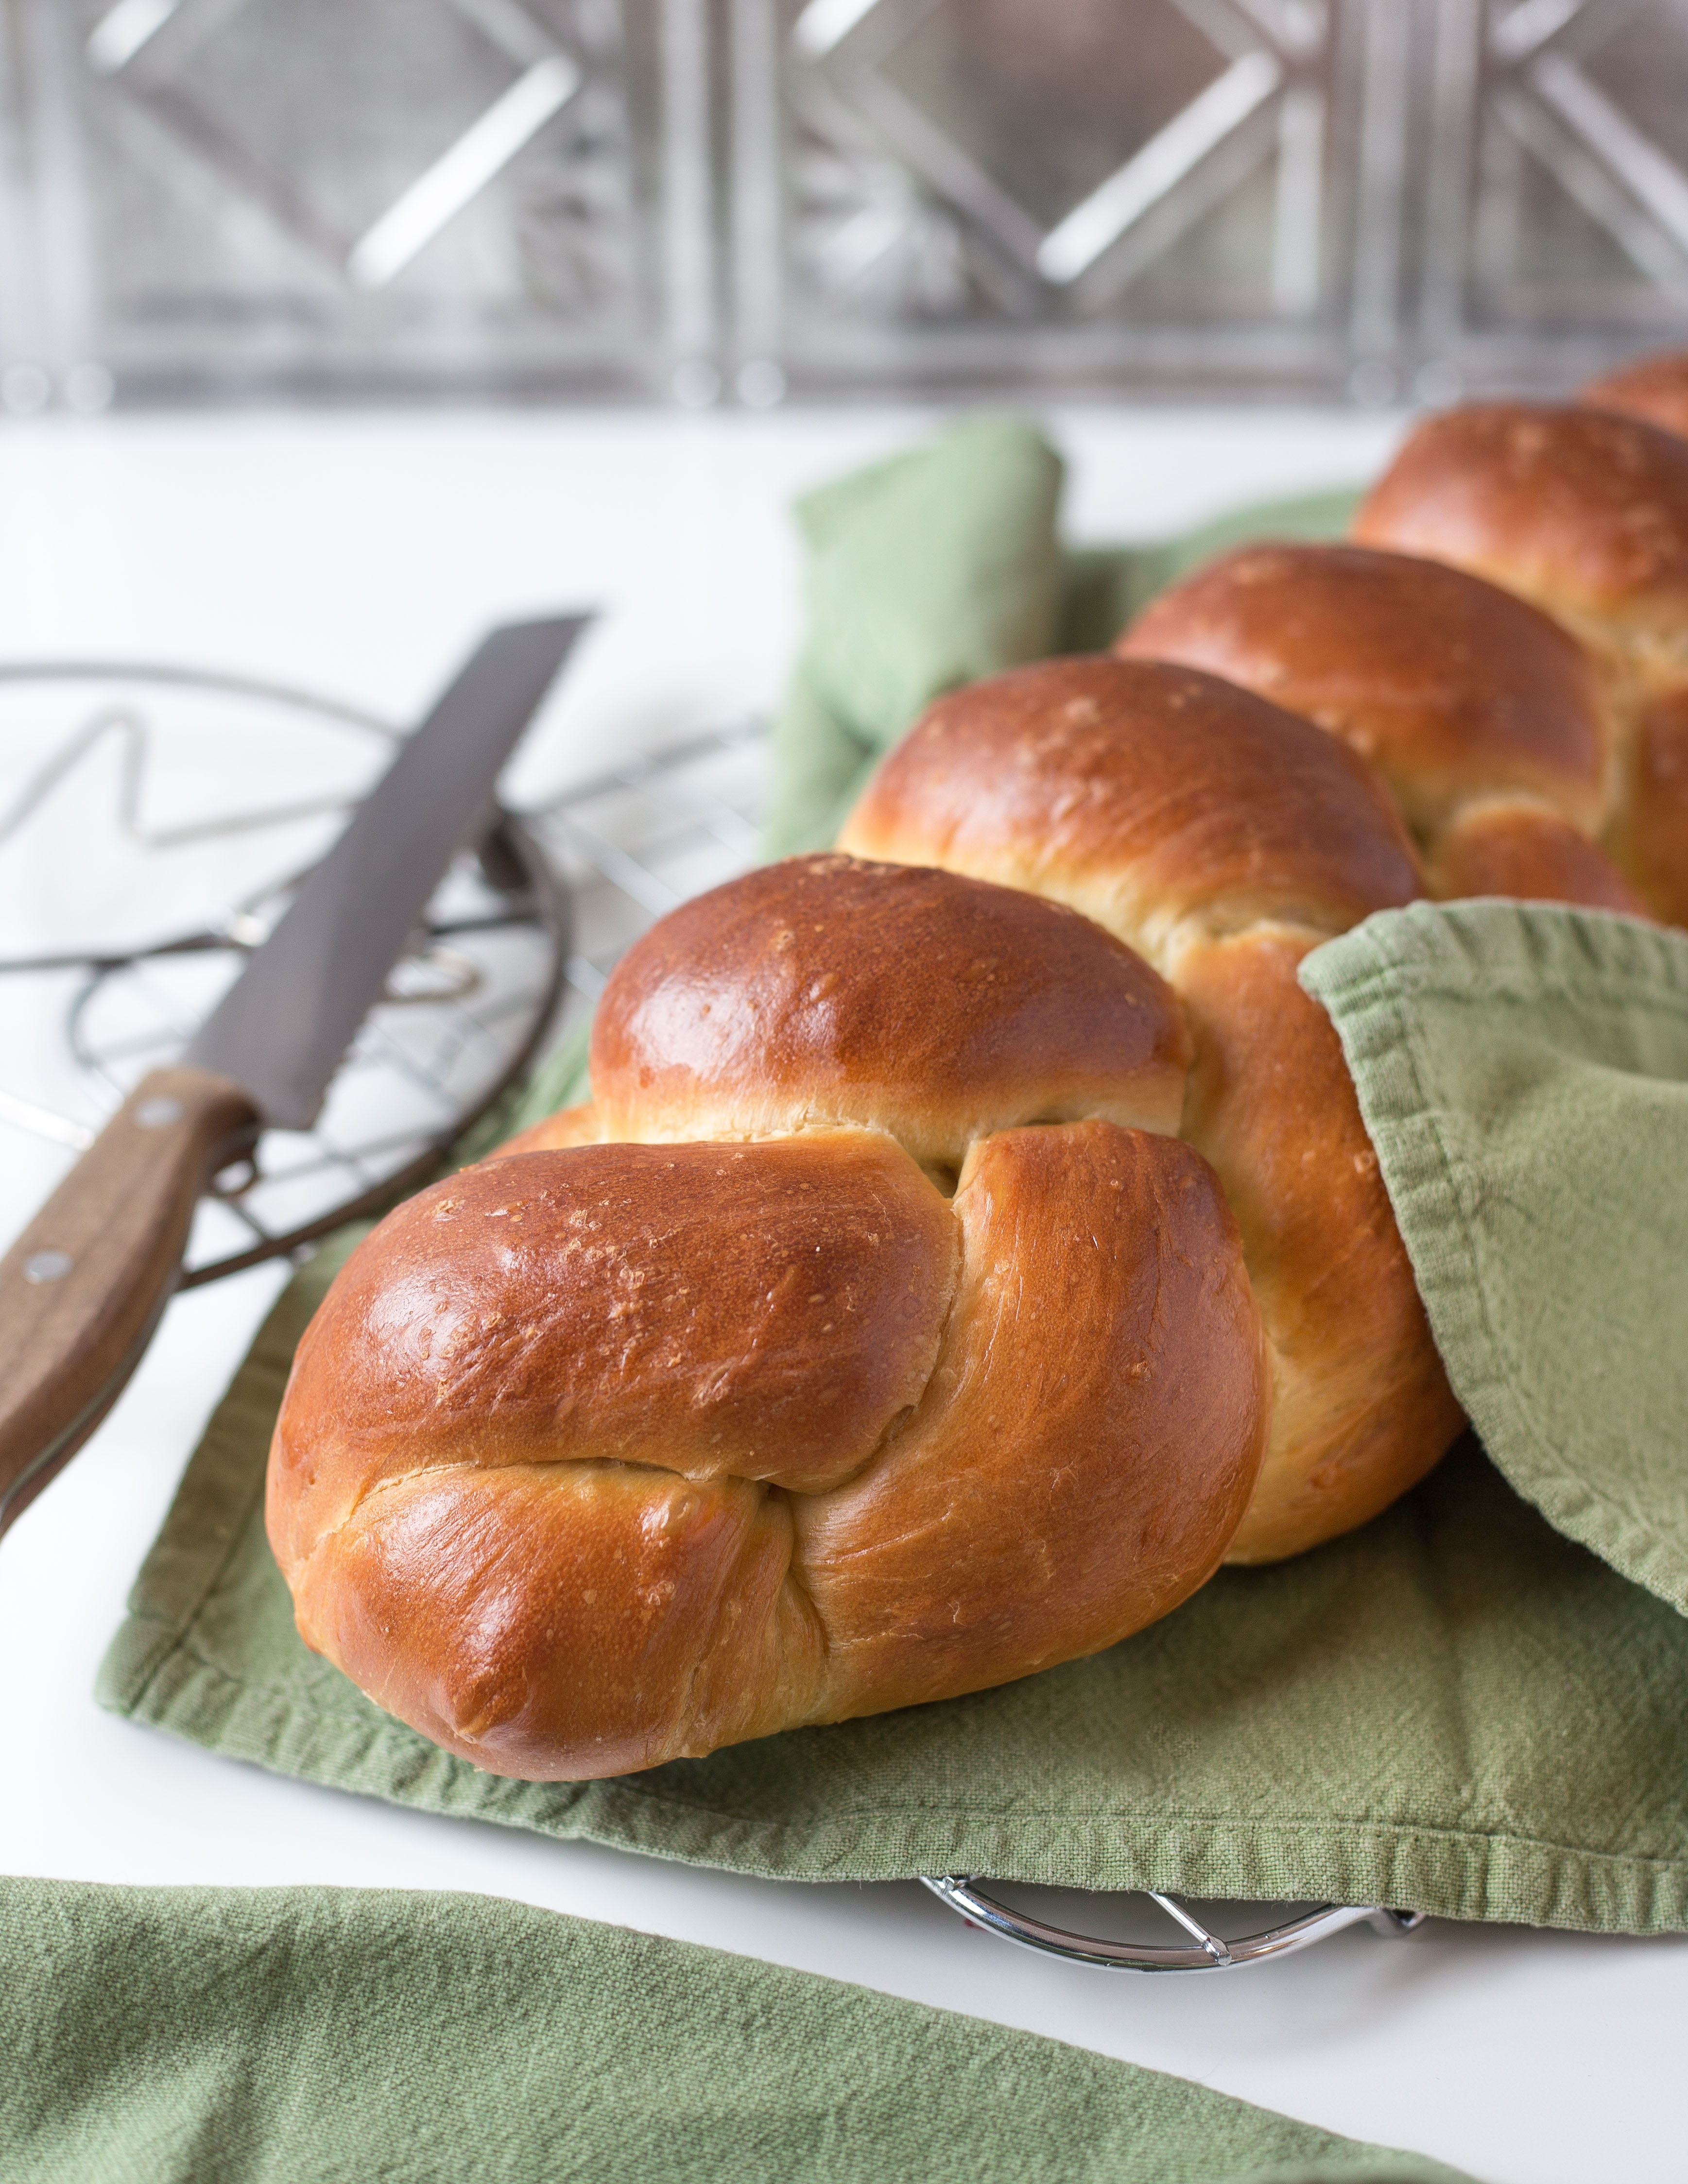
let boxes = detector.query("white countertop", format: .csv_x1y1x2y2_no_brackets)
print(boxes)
1,405,1683,2184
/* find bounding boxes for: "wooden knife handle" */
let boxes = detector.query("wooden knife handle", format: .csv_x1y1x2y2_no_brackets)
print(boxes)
0,1064,260,1537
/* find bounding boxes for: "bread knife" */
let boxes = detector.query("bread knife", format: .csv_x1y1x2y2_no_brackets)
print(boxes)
0,613,590,1538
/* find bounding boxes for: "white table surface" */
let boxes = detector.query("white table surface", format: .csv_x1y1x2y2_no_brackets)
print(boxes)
1,405,1683,2184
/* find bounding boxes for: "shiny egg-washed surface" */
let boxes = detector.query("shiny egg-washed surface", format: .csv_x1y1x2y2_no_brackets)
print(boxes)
270,853,1272,1778
1353,394,1688,928
839,659,1463,1572
1119,361,1688,935
272,363,1688,1782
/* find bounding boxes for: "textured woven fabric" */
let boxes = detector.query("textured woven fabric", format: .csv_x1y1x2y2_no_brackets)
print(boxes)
1303,902,1688,1614
762,414,1065,858
0,1880,1468,2184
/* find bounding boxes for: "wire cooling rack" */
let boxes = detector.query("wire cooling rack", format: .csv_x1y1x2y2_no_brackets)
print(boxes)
0,662,587,1281
0,669,770,1281
520,715,768,1064
0,678,1420,1972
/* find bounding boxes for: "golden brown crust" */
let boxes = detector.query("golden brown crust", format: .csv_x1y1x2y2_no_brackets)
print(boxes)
270,1134,959,1553
799,1121,1268,1713
274,628,1530,1778
1168,933,1463,1559
274,378,1688,1780
1352,404,1688,680
1119,543,1608,836
496,1101,601,1156
838,656,1421,955
591,853,1190,1160
269,833,1282,1776
1430,802,1648,916
1583,349,1688,443
841,657,1461,1561
1115,538,1662,918
290,1460,817,1779
274,1121,1267,1778
1617,687,1688,926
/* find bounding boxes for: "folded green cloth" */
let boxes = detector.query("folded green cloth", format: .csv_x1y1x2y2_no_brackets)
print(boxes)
94,424,1688,1941
0,1879,1467,2184
763,417,1065,858
1303,902,1688,1617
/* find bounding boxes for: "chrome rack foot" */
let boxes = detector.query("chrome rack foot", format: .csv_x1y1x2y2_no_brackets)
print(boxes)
920,1875,1426,1973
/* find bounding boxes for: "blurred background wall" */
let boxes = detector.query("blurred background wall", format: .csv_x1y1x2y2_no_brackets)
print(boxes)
1,0,1686,414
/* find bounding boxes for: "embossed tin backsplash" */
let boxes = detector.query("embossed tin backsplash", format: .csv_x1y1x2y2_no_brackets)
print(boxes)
0,0,1686,409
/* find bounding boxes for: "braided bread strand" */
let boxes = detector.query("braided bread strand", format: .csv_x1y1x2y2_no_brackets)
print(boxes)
1118,543,1647,917
837,655,1465,1566
1350,400,1688,927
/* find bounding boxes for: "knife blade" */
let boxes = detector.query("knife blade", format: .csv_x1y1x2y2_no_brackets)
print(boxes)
0,613,589,1538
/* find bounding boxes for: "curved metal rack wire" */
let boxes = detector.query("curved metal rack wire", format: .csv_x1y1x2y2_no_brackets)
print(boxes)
922,1876,1425,1972
0,661,571,1282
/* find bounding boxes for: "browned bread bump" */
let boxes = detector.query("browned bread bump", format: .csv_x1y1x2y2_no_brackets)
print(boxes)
1624,687,1688,927
1117,541,1646,915
588,852,1190,1163
839,656,1463,1565
1352,402,1688,923
1352,403,1688,681
839,655,1422,950
270,856,1269,1779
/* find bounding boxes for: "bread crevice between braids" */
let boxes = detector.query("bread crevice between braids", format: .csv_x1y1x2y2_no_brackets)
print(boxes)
838,656,1462,1568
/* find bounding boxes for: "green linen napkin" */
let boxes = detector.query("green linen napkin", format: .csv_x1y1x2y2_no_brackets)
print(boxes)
1303,902,1688,1615
93,426,1688,1938
0,1879,1466,2184
763,416,1065,858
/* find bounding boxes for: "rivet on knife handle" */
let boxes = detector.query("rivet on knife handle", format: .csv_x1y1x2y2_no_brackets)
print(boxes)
0,1065,258,1537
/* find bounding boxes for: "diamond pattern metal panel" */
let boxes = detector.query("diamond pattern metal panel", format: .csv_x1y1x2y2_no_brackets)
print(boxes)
1419,0,1688,393
1,0,1688,407
730,0,1394,400
0,0,714,403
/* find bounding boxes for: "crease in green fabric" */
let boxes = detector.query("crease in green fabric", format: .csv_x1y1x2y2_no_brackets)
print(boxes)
1300,900,1688,1617
0,1879,1470,2184
763,414,1065,857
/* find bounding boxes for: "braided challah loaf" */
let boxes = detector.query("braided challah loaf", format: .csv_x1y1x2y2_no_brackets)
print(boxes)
274,371,1688,1782
270,854,1270,1779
